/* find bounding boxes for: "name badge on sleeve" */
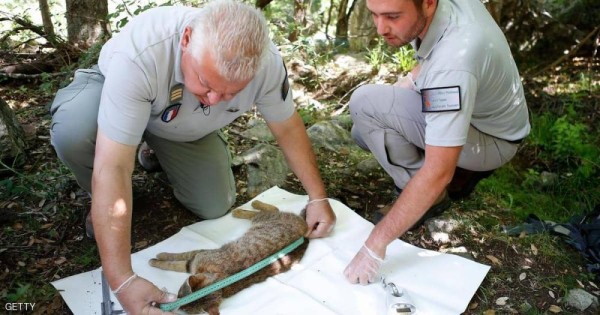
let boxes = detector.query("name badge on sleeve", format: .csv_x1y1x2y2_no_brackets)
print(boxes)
421,86,461,112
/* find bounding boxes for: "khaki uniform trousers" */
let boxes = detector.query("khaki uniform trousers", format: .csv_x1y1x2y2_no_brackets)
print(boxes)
349,84,519,189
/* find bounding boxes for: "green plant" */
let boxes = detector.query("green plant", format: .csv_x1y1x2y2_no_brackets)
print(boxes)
297,103,318,126
365,39,390,72
5,283,31,302
391,45,417,73
530,107,599,179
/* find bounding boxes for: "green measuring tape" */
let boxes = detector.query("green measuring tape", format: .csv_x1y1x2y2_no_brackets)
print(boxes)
159,236,305,311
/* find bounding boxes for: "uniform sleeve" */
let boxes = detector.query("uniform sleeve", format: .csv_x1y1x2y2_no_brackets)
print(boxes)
420,70,478,147
97,53,153,146
254,46,295,122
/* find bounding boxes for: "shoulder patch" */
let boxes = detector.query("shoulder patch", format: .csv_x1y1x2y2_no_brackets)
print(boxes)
170,84,184,103
421,86,461,112
281,61,290,101
161,103,181,122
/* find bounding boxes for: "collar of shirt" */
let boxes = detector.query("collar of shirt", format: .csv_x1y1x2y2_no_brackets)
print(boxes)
174,31,185,84
414,0,452,61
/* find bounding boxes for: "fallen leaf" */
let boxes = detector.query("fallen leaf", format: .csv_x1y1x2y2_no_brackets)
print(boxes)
468,302,479,309
576,279,584,288
70,192,76,199
589,281,598,289
496,296,509,305
549,290,555,299
17,261,26,267
27,236,35,247
522,265,531,269
38,199,46,208
41,223,54,229
486,255,502,266
13,222,23,230
531,244,538,255
134,240,148,249
548,305,561,313
519,272,526,281
482,310,495,315
54,257,67,265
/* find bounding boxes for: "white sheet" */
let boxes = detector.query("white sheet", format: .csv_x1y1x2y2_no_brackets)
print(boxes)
52,186,490,314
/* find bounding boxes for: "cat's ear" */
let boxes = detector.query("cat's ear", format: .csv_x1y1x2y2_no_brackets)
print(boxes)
178,276,194,297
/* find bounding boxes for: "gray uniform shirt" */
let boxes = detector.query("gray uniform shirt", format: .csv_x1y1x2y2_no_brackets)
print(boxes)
97,6,294,146
413,0,530,147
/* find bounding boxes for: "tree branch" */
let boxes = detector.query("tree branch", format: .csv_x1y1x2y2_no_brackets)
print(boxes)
528,26,600,77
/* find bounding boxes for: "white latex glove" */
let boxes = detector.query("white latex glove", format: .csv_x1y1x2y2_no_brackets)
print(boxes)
343,244,384,285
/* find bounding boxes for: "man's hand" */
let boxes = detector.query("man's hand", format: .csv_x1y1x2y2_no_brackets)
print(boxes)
343,244,384,285
394,64,421,89
304,199,336,238
116,275,177,315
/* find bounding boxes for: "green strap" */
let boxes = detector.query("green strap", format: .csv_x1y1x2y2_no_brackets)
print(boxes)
160,236,305,311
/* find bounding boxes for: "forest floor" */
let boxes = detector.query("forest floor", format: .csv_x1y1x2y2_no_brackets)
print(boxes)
1,54,599,315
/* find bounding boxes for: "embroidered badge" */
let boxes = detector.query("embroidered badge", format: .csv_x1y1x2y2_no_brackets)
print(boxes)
170,84,184,103
421,86,461,112
281,61,290,101
161,84,185,122
161,103,181,122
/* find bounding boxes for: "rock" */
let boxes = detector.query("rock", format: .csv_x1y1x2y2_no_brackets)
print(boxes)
356,158,382,173
306,120,353,152
235,144,289,198
239,120,274,142
426,218,460,243
331,114,353,130
564,288,599,312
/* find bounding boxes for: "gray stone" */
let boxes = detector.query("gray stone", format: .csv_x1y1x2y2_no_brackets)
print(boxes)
239,120,274,142
356,158,382,173
426,218,460,243
306,120,353,152
331,114,353,130
235,143,289,198
564,288,599,311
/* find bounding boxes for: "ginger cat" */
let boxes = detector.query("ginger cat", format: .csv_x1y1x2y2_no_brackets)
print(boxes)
149,201,309,315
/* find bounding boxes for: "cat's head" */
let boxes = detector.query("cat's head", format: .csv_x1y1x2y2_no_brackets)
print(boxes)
178,273,223,315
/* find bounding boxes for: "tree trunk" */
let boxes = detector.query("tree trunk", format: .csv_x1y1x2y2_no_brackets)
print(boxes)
0,98,26,176
65,0,109,48
289,0,308,42
335,0,350,41
348,0,376,51
335,0,357,44
38,0,55,38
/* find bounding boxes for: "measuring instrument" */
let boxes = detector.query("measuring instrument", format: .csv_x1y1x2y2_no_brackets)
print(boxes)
382,276,417,314
101,271,125,315
159,236,305,311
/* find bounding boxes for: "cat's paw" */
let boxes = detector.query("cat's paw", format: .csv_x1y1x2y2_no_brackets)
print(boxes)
155,252,175,260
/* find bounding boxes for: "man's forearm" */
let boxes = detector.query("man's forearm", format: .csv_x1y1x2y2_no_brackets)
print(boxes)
91,167,135,291
269,112,328,199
